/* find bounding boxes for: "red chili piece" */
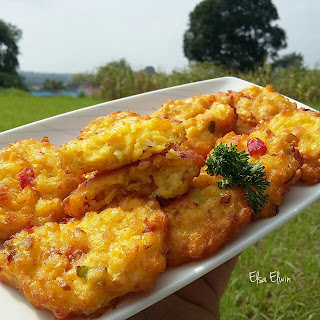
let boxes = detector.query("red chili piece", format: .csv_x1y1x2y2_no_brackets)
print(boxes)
25,225,35,233
18,168,35,189
247,137,267,156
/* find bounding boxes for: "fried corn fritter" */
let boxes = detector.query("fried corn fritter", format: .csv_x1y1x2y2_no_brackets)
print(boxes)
64,149,205,218
0,196,169,319
152,93,236,157
262,108,320,184
230,85,297,134
1,84,318,319
60,110,186,174
163,174,252,267
0,138,81,240
217,127,301,219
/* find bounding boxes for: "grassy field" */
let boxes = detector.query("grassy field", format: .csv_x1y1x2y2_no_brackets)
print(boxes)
0,89,104,132
220,201,320,319
0,92,319,319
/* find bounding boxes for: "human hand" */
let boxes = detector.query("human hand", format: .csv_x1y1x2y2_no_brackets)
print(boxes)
129,255,239,320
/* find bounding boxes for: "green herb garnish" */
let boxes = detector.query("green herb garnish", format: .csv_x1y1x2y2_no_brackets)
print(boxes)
206,143,270,214
76,266,90,279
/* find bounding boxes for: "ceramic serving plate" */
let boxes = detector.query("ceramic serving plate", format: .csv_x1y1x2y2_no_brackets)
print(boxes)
0,77,319,320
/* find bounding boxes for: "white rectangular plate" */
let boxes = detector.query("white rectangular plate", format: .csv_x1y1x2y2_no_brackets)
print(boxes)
1,77,319,320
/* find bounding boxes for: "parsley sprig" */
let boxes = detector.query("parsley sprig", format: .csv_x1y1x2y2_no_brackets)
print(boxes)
206,143,270,214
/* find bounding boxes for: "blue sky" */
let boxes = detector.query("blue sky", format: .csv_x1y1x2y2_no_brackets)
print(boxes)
1,0,319,73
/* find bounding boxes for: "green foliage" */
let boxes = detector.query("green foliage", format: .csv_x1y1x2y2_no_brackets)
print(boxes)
0,71,27,90
41,78,65,91
96,59,179,100
98,59,137,100
0,19,21,72
237,64,320,105
68,72,98,89
183,0,287,71
95,59,320,105
0,19,26,89
271,52,304,70
206,143,269,213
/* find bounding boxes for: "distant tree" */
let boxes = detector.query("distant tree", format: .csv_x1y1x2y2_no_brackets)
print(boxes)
144,66,156,75
96,58,131,83
0,19,26,89
42,78,65,91
97,59,136,99
271,52,304,69
68,72,98,89
183,0,287,71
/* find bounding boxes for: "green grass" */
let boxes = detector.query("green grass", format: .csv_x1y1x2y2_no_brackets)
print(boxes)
1,90,319,319
0,89,104,132
220,200,320,319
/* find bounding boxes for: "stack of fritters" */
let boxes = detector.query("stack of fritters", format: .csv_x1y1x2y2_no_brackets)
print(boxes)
0,84,319,319
0,110,203,318
63,148,205,218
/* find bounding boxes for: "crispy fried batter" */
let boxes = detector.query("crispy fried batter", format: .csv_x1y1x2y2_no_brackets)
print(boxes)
64,149,204,218
0,196,168,319
163,174,251,267
262,108,320,184
230,85,297,134
217,127,301,219
152,93,236,157
0,138,81,240
0,84,316,319
60,111,186,174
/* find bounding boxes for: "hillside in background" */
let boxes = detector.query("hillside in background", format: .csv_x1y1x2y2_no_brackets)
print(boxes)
19,71,74,89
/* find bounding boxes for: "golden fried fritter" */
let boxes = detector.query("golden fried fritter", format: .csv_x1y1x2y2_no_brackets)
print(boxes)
230,85,297,134
0,138,81,240
217,127,301,219
64,149,204,218
0,196,168,319
60,110,186,174
152,93,236,157
262,108,320,184
163,174,252,267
